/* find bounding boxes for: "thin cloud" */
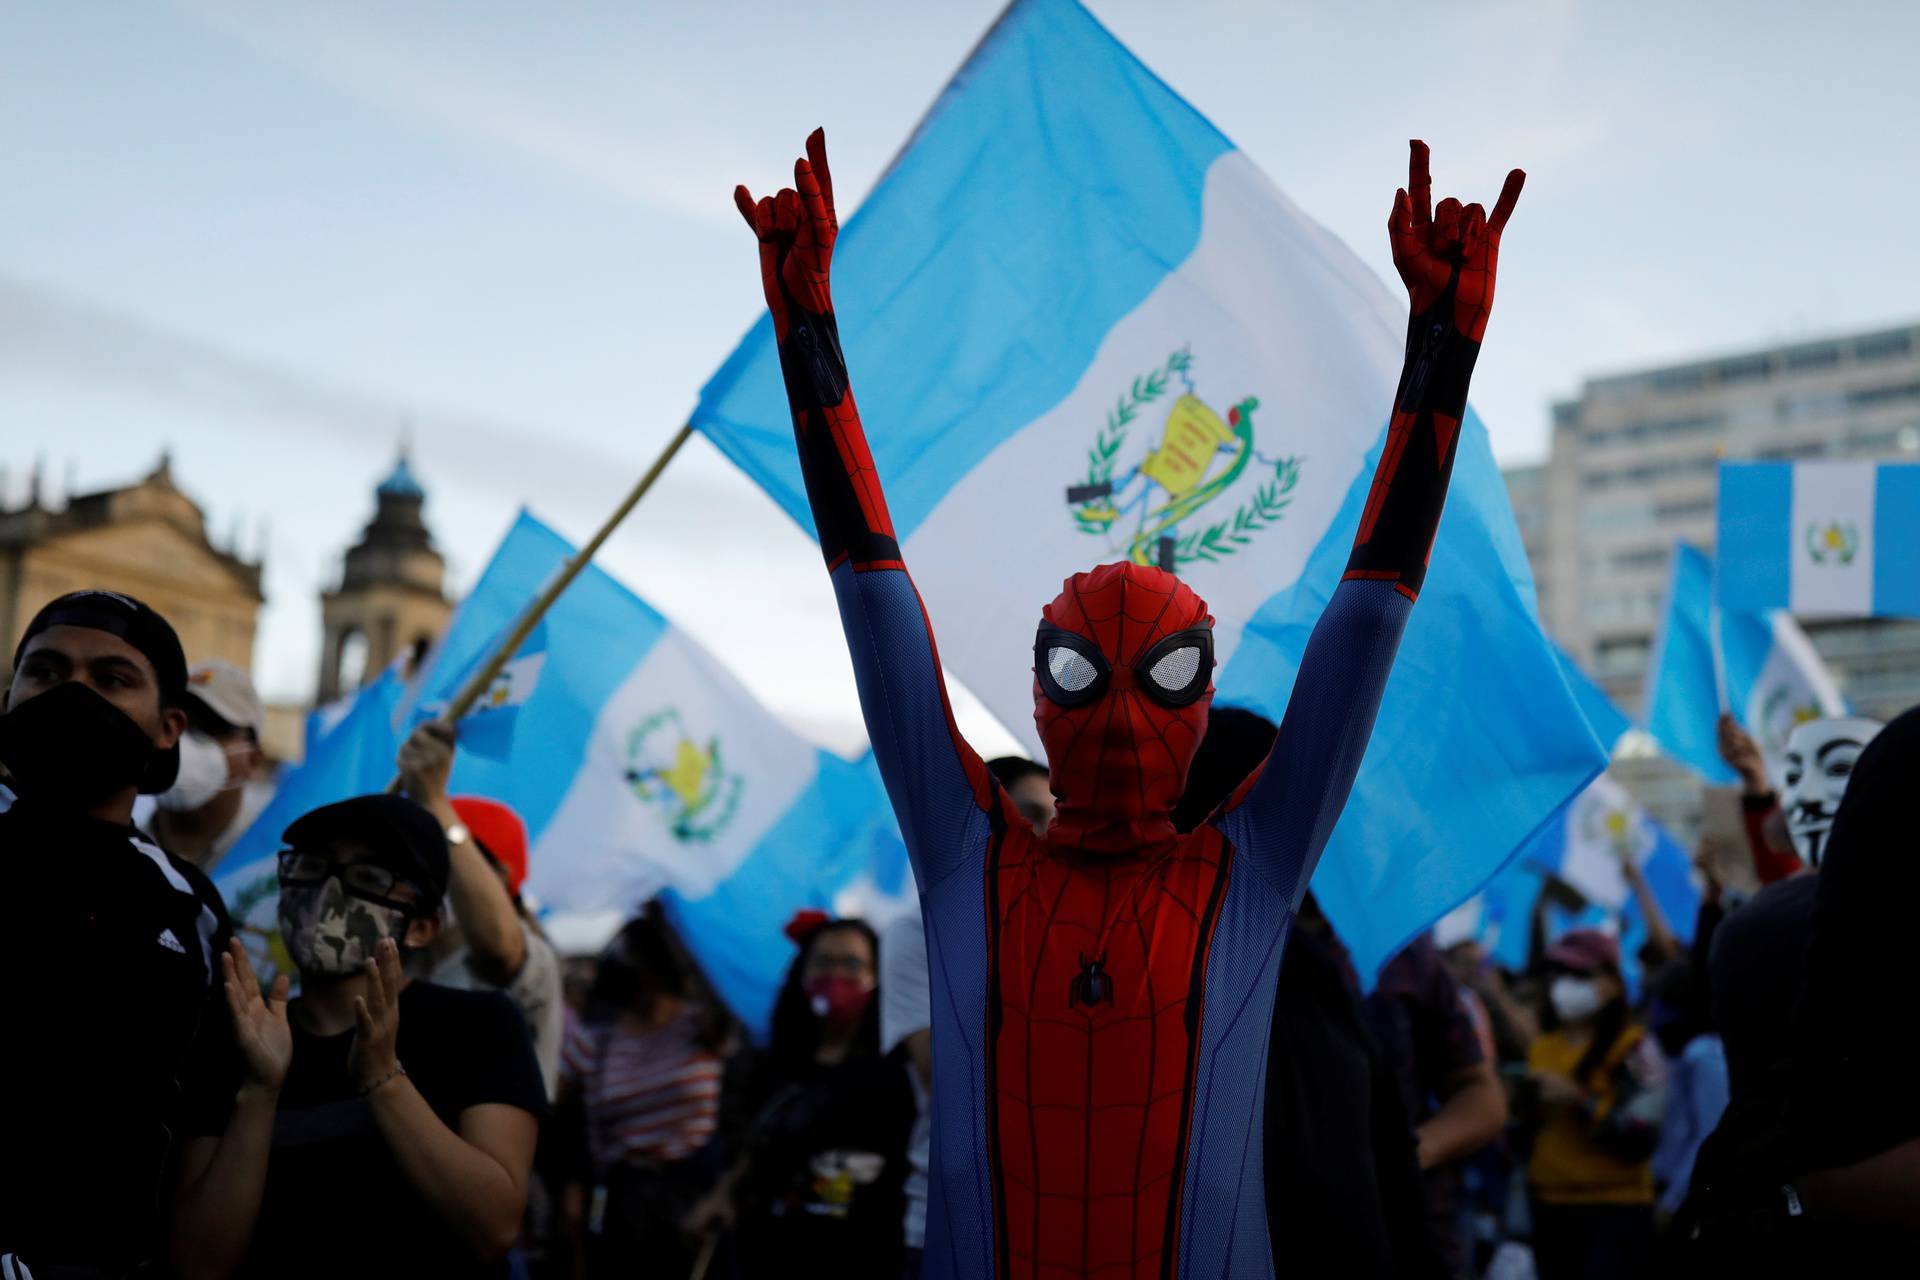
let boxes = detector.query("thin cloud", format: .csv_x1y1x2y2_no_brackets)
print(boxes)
170,0,755,225
0,272,758,532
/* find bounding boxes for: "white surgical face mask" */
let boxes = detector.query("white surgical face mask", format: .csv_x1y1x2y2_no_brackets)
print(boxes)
1780,716,1884,867
1549,975,1605,1024
156,731,236,812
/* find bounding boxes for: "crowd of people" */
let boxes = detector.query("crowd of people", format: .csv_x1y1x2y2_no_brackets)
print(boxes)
1,585,1912,1279
4,132,1917,1280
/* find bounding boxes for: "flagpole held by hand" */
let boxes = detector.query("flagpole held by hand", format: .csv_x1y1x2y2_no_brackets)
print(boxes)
387,422,695,793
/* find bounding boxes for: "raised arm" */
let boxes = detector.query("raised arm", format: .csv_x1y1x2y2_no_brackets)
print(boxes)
1218,141,1525,898
734,131,996,883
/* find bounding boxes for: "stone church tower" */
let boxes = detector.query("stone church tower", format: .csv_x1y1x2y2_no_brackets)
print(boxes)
0,454,264,672
317,450,452,702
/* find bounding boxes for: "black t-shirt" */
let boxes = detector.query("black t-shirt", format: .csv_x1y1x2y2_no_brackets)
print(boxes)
735,1051,915,1277
1264,925,1445,1280
1709,873,1818,1116
190,981,548,1280
1364,936,1486,1274
0,790,233,1274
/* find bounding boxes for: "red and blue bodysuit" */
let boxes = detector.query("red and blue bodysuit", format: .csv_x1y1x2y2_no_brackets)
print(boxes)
736,134,1523,1279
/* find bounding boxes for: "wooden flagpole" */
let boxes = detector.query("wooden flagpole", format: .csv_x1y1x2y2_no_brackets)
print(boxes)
387,422,694,790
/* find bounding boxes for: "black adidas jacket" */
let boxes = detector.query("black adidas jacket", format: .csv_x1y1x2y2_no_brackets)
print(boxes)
0,784,235,1277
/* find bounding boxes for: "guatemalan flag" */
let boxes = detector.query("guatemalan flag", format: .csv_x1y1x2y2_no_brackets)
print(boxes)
1717,460,1920,617
1645,541,1847,782
219,512,904,1038
1516,773,1697,947
691,0,1607,976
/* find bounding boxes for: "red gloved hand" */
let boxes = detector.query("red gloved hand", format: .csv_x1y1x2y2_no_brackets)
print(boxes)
734,128,838,341
1387,140,1524,343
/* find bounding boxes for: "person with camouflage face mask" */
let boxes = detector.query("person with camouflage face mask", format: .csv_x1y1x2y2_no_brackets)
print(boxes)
170,795,549,1280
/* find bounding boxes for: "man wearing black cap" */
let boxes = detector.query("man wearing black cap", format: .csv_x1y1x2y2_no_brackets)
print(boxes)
172,794,545,1280
0,590,235,1277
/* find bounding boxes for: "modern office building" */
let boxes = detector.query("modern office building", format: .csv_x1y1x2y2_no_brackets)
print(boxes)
1510,319,1920,840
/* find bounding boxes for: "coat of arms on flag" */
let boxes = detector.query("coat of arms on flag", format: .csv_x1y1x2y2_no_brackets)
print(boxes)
623,708,743,842
1065,344,1301,571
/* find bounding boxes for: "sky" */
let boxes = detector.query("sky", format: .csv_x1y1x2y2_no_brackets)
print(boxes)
3,0,1917,754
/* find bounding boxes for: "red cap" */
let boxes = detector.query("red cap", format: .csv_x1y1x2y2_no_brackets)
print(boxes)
784,908,833,946
1544,928,1620,976
451,795,529,895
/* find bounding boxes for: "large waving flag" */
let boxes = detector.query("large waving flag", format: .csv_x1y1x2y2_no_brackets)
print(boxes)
1555,641,1631,754
1717,460,1920,617
1646,542,1846,781
691,0,1606,975
223,512,896,1037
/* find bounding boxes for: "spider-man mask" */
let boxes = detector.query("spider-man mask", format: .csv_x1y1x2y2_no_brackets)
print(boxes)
1033,562,1214,855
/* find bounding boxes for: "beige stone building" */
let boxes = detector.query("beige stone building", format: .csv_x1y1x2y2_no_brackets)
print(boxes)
316,453,452,703
0,455,263,675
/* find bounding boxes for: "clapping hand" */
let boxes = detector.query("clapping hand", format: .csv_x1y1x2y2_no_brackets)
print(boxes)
223,939,292,1093
349,937,406,1095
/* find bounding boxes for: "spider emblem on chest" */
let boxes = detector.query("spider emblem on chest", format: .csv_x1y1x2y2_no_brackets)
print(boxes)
1069,951,1115,1008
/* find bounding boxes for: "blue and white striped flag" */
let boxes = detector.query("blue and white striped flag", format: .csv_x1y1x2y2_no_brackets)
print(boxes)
223,512,897,1037
1718,460,1920,617
1646,542,1846,781
1517,772,1697,949
691,0,1606,976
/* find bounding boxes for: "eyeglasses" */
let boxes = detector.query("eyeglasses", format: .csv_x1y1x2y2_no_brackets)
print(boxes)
277,849,421,908
1033,624,1214,710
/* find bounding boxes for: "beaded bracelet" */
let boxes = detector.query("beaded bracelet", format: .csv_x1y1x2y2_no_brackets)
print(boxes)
358,1062,408,1098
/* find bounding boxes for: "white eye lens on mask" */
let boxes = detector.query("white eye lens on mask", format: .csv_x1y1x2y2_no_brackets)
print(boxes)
156,731,231,812
1145,645,1202,692
1549,975,1604,1023
1047,647,1100,693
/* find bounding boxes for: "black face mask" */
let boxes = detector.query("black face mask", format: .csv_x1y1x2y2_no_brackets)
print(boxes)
0,681,167,812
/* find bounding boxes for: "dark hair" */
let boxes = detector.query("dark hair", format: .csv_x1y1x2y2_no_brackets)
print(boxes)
768,917,881,1074
587,905,734,1053
986,756,1048,790
1574,996,1633,1087
1172,705,1278,832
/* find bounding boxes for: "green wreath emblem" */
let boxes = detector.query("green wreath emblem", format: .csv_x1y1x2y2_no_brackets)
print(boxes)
624,708,744,843
1069,346,1302,568
1805,520,1859,566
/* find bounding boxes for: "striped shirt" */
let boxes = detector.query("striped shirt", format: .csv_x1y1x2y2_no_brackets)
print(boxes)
560,1009,723,1168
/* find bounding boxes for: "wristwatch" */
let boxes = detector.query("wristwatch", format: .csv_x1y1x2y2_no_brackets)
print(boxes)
444,821,471,849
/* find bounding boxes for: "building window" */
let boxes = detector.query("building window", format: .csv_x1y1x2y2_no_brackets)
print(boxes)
1580,503,1655,534
1755,441,1828,461
1783,344,1842,372
1612,547,1671,571
1654,498,1715,520
336,629,370,692
1718,355,1771,383
1855,331,1914,362
1849,381,1920,411
1781,391,1847,419
1651,368,1706,394
1595,638,1652,676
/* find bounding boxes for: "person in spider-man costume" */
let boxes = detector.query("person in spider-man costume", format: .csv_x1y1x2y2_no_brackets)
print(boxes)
735,131,1523,1280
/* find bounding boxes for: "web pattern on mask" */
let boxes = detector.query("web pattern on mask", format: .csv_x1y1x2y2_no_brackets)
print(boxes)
1037,566,1210,859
